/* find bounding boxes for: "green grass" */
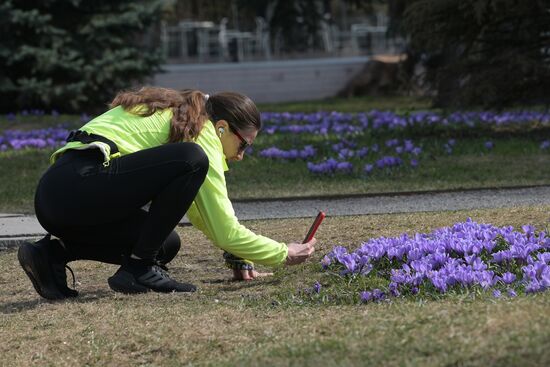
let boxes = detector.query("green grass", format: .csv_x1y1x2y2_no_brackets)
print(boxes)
258,95,433,113
224,135,550,200
0,150,51,213
1,96,549,212
0,113,83,133
1,206,549,366
258,95,550,114
3,138,548,212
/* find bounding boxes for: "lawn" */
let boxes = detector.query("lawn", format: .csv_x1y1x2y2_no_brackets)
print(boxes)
226,137,550,199
1,97,549,212
257,95,433,113
1,206,549,366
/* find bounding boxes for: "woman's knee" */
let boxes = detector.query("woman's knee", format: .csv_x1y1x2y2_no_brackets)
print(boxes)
186,143,209,175
170,143,209,175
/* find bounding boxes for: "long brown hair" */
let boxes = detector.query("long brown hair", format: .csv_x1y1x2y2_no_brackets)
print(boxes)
110,87,261,143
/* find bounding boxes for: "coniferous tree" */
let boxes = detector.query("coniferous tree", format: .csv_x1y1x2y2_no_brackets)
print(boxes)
0,0,163,112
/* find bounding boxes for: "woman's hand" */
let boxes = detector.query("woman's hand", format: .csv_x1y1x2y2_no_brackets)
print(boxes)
286,238,316,265
232,269,273,281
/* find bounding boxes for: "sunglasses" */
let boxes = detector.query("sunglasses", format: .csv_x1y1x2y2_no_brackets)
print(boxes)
228,124,252,153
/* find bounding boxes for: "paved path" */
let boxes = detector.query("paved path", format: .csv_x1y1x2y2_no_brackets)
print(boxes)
1,186,549,250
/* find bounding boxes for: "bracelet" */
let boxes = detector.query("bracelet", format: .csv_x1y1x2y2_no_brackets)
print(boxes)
223,251,254,270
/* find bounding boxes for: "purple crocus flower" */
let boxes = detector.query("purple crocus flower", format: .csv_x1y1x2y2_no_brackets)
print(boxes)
338,148,354,159
521,225,535,235
389,282,400,297
340,254,357,274
360,291,373,303
357,147,369,158
403,140,415,152
299,145,316,159
431,276,448,292
336,161,353,173
372,289,386,301
320,255,331,269
501,272,516,284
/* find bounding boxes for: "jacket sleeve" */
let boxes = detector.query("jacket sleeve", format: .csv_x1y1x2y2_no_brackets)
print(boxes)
186,132,288,267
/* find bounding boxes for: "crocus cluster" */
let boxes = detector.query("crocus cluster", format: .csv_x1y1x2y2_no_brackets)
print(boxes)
5,109,50,120
260,110,550,135
319,219,549,303
303,138,423,176
307,158,353,174
375,156,403,169
0,111,93,152
0,126,69,151
259,145,316,160
4,110,90,121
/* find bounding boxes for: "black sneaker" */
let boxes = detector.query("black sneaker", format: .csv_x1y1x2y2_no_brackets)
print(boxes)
107,259,196,294
18,234,78,300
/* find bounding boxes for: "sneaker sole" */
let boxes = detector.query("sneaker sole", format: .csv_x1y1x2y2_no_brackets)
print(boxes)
18,242,66,300
108,271,149,294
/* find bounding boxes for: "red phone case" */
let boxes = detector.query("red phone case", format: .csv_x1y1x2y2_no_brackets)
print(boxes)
303,211,325,243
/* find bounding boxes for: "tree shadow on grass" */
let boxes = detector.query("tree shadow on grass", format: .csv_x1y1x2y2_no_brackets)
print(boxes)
0,289,113,314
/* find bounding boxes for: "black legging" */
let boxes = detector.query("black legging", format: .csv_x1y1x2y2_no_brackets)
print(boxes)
34,143,209,265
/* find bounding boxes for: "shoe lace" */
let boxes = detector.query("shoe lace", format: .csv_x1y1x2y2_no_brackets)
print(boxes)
51,261,77,290
65,264,77,289
153,261,170,278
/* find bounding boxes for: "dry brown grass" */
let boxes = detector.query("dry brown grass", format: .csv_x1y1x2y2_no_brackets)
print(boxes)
1,206,549,366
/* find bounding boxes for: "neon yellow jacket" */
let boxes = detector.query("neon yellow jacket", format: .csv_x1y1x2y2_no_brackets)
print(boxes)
51,106,288,267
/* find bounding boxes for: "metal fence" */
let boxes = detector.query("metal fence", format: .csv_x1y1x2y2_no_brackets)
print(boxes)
161,15,405,64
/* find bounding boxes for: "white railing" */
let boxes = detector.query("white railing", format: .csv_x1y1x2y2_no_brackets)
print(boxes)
160,17,405,64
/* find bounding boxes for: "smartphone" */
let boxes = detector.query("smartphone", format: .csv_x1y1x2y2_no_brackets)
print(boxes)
303,211,326,243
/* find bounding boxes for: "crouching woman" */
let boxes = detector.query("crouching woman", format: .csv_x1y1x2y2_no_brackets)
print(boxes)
18,87,316,299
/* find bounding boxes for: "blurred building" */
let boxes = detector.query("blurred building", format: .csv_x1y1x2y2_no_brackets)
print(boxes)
153,0,405,103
